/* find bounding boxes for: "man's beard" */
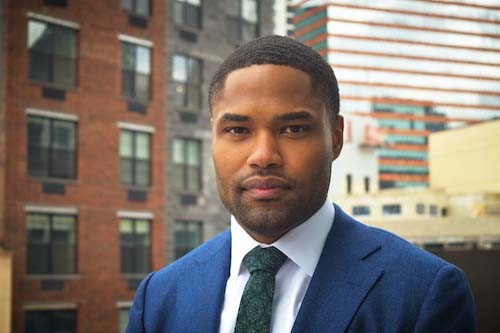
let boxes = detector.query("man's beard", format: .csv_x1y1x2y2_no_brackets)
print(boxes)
216,162,332,241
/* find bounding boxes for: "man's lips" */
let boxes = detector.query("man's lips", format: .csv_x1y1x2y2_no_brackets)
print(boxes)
241,177,291,200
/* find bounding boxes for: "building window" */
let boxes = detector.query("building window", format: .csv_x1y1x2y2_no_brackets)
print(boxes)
28,116,77,179
174,220,202,259
172,138,201,191
27,214,77,274
122,42,151,103
120,130,151,186
352,206,370,216
430,205,438,216
119,308,130,333
122,0,150,17
364,176,370,193
28,19,77,88
26,310,76,333
171,54,202,111
226,0,259,41
382,204,402,215
416,203,425,215
120,219,151,274
346,174,352,195
173,0,202,29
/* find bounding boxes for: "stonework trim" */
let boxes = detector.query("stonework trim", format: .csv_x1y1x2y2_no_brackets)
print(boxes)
117,122,155,133
27,12,80,30
116,301,133,308
118,34,153,48
26,108,79,122
25,205,78,215
24,302,78,311
117,210,154,219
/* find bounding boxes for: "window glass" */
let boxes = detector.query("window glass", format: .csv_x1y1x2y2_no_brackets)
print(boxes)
52,121,75,150
172,55,187,82
136,0,149,16
27,214,50,242
174,220,203,259
173,139,185,163
26,310,76,333
188,58,201,83
27,214,76,274
136,46,151,74
122,0,133,10
135,133,150,159
53,26,77,58
382,204,402,215
119,308,130,333
120,131,133,157
122,43,136,71
28,21,51,53
187,140,200,166
242,0,258,23
28,117,51,148
122,43,151,102
28,20,77,87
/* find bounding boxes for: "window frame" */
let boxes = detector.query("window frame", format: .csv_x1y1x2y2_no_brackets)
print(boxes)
26,213,77,275
171,53,202,112
25,309,77,333
226,0,260,42
120,218,151,274
172,138,202,192
119,129,152,187
122,0,151,18
27,115,78,180
174,220,203,259
121,41,152,104
352,205,371,216
382,204,402,215
27,18,78,89
173,0,202,30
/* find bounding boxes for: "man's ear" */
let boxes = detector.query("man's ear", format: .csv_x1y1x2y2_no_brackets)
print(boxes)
331,115,344,161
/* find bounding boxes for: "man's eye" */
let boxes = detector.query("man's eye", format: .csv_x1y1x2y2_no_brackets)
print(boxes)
226,127,249,135
283,125,308,134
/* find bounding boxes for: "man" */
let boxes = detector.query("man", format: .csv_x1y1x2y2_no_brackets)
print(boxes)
127,36,476,332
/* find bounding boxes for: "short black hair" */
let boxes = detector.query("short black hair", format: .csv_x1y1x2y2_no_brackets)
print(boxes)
208,35,340,117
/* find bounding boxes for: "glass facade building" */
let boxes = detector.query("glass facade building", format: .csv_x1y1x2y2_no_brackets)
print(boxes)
292,0,500,191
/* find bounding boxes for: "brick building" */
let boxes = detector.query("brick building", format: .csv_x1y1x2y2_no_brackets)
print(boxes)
2,0,166,332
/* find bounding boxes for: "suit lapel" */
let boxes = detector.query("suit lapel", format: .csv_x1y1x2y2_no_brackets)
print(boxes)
292,205,383,332
176,231,231,333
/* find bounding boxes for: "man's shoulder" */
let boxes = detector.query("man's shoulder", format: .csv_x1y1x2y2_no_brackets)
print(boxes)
149,230,231,284
336,206,449,271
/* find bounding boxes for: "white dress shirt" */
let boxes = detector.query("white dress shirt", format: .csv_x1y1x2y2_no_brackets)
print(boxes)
219,200,335,333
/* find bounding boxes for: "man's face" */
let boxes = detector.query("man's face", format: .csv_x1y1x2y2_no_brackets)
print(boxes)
211,64,343,243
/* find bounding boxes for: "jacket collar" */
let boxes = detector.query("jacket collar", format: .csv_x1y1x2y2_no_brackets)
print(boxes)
292,204,383,332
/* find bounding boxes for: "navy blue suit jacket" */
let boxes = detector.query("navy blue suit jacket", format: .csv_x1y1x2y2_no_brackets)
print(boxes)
127,205,476,332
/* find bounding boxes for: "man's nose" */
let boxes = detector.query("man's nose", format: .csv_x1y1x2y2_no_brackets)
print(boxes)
246,132,283,169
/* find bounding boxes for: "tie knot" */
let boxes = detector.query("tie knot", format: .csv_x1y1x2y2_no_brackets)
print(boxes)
243,246,287,275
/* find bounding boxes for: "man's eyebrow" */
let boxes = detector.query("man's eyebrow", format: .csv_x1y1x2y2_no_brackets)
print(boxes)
219,113,250,122
277,111,313,121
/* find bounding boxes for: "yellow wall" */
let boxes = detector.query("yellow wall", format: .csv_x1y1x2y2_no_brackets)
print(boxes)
0,248,12,333
429,120,500,194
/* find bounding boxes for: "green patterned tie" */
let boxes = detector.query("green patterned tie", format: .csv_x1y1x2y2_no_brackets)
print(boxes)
234,246,288,333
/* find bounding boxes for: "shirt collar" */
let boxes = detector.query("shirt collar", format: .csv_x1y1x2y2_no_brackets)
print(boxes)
230,199,335,277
